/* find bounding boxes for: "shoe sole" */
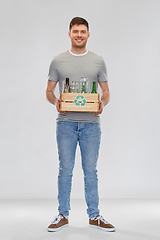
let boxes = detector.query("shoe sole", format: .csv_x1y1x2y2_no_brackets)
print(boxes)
48,223,68,232
89,224,116,232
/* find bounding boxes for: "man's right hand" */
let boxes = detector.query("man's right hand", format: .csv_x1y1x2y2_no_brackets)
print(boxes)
46,80,67,114
56,99,67,114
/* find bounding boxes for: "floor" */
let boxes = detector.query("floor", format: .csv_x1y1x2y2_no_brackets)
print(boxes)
0,198,160,240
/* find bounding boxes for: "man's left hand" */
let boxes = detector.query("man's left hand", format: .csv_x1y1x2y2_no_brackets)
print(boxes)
92,101,104,115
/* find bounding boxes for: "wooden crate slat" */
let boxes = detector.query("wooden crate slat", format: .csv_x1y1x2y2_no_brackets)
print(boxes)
60,93,99,102
60,102,99,112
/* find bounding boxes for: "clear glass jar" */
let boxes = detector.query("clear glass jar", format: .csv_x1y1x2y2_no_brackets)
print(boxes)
70,81,80,93
80,77,90,93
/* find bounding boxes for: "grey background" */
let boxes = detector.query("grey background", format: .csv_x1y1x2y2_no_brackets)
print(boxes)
0,0,160,199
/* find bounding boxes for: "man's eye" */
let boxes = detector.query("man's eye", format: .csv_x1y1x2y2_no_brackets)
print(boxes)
73,31,77,33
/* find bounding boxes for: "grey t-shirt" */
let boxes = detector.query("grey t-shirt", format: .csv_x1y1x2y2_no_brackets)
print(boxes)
48,50,108,123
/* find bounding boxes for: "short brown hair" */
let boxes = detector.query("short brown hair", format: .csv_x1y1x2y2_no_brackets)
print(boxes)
69,17,89,31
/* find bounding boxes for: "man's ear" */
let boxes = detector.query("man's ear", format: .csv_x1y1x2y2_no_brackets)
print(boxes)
68,31,71,39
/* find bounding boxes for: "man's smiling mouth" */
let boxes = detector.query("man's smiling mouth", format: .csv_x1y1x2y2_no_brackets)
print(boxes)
76,39,83,42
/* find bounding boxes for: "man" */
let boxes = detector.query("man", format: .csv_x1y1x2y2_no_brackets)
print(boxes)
46,17,115,232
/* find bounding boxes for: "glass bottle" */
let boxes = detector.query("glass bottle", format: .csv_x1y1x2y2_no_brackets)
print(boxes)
61,80,66,93
64,78,70,93
91,81,97,93
81,81,87,93
80,77,87,93
70,81,77,93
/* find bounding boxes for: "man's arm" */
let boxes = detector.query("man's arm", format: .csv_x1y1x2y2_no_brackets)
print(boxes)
45,80,67,114
92,81,110,115
46,80,58,105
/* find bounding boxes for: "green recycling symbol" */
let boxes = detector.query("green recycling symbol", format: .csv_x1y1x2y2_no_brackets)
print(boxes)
74,95,87,107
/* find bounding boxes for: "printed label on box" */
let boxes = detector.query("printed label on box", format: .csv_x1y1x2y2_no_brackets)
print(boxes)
74,95,87,107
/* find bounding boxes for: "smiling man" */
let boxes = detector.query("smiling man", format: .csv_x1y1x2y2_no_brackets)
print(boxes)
46,17,115,232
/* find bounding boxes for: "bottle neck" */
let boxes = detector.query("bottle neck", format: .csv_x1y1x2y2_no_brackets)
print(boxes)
66,78,69,86
91,81,97,93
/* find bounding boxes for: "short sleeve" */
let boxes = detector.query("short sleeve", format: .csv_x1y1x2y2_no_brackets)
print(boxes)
48,58,59,81
98,58,108,82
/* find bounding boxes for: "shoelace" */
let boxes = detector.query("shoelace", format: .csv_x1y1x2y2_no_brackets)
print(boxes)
91,215,109,226
51,215,67,224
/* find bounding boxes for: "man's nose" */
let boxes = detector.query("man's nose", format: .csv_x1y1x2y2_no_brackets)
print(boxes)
77,31,82,37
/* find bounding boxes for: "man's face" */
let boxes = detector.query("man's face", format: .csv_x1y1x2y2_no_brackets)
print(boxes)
68,24,90,49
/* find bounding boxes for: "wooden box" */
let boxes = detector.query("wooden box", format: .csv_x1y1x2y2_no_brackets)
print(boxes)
60,93,100,112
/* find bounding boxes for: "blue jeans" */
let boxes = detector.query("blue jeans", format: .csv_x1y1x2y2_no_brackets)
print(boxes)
56,121,101,219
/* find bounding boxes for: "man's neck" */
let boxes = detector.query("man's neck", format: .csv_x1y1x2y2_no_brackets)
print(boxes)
69,50,88,56
70,47,87,55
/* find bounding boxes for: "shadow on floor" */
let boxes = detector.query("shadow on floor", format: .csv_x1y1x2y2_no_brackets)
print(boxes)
35,226,160,240
32,225,115,240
